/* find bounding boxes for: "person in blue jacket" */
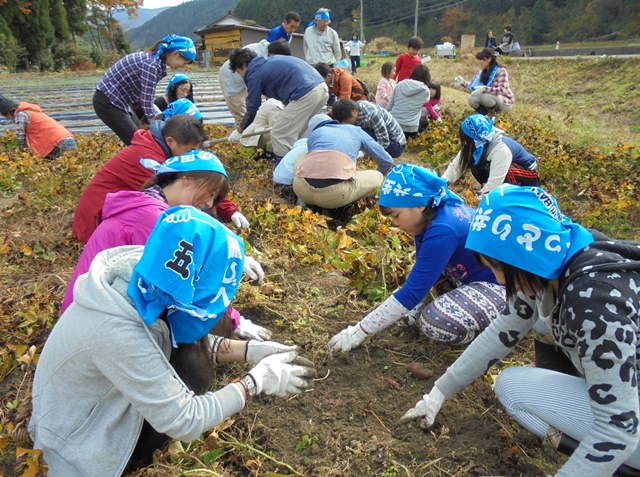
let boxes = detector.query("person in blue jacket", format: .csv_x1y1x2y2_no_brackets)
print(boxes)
328,163,505,351
227,48,329,161
266,12,301,43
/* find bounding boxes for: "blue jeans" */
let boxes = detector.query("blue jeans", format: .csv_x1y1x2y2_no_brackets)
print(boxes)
362,127,405,158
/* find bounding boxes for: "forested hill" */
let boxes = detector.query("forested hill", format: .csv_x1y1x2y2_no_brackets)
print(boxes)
126,0,239,49
233,0,640,47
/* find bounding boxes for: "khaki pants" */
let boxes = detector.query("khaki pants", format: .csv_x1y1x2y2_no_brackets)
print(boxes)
241,98,284,151
224,90,248,128
293,154,383,209
271,83,329,157
467,92,513,113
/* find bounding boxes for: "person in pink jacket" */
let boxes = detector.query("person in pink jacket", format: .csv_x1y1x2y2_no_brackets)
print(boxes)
72,115,250,244
375,62,397,109
62,150,270,340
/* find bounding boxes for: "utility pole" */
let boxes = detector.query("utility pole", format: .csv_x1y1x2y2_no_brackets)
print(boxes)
360,0,364,40
414,0,419,36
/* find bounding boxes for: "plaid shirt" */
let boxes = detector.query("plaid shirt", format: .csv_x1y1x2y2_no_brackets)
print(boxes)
355,100,406,149
96,52,167,120
15,110,29,148
481,67,514,105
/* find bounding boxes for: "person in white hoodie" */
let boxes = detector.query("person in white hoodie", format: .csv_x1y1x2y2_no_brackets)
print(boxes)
387,64,431,138
30,205,315,477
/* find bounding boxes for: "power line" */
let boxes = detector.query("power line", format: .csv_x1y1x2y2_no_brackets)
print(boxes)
365,0,467,28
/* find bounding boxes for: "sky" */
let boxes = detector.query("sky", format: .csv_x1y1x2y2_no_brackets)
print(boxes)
141,0,189,9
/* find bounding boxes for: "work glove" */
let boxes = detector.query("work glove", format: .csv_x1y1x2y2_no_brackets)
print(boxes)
247,351,316,396
231,211,250,229
243,255,264,284
398,386,446,428
436,118,443,123
471,86,484,95
236,315,273,342
245,340,295,363
327,295,408,352
454,75,465,86
227,129,242,142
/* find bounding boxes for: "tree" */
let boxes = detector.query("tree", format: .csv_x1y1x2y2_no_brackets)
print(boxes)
86,0,143,51
63,0,88,40
530,0,549,44
50,0,72,41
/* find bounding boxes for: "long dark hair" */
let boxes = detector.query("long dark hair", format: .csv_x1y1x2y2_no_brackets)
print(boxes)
476,48,501,84
379,201,439,234
167,311,235,395
474,252,548,300
458,126,488,174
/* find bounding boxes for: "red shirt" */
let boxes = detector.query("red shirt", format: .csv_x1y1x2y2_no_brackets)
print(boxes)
395,53,422,82
73,128,237,243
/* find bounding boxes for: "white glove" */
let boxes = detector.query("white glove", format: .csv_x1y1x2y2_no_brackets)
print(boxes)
227,129,242,142
454,75,465,86
471,86,484,95
243,255,264,284
327,324,369,353
231,211,250,229
328,295,408,352
436,118,442,123
247,351,315,396
398,386,446,428
236,315,273,342
245,339,295,363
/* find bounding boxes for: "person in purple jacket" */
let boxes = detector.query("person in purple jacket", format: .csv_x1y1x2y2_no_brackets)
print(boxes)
93,34,196,146
61,150,270,341
328,163,505,352
227,47,329,160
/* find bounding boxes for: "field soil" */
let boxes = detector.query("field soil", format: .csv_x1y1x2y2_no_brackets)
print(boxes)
2,56,639,476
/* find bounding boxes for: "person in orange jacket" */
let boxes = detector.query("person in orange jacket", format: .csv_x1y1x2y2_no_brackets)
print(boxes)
314,63,368,104
0,94,76,160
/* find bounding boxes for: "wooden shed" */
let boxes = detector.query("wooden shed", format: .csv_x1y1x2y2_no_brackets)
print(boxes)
195,12,305,66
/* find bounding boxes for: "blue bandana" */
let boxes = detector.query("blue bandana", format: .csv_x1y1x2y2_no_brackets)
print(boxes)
155,34,196,62
461,114,494,165
140,149,227,177
379,163,464,208
162,98,202,120
308,8,331,27
128,206,245,344
465,185,595,279
166,73,190,93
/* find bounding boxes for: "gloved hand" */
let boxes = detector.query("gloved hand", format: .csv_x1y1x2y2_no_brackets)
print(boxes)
471,86,484,95
247,351,316,396
245,340,295,363
227,129,242,142
236,315,273,341
398,386,446,428
243,255,264,284
436,118,443,123
454,75,465,86
327,324,369,353
327,295,408,352
231,211,250,229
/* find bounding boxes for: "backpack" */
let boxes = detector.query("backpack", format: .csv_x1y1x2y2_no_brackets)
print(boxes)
353,76,375,102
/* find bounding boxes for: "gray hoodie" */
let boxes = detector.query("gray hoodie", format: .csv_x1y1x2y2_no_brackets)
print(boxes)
29,246,245,477
387,79,430,133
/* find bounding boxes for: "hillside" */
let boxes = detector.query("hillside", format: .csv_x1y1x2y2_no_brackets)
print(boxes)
113,7,170,32
126,0,239,49
233,0,640,47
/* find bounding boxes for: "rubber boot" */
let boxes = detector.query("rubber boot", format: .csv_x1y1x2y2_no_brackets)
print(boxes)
546,428,640,477
534,338,580,377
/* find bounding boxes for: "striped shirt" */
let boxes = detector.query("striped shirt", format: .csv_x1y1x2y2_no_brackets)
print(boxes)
15,111,29,148
96,52,167,120
355,100,406,149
